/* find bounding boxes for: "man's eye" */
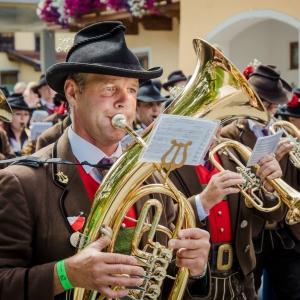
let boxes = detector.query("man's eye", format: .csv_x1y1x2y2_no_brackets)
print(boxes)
128,88,136,94
101,86,116,96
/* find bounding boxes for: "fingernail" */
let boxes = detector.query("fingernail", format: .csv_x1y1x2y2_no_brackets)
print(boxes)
177,231,183,238
169,240,175,248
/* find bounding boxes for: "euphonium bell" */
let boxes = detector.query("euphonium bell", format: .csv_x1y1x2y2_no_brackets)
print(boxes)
0,89,13,122
70,39,269,300
269,114,300,168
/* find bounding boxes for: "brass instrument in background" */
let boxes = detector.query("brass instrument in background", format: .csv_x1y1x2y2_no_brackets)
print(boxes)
0,89,13,122
71,39,269,300
209,140,300,225
269,114,300,168
22,126,34,156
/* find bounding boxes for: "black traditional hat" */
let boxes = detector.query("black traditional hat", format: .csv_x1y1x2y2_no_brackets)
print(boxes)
276,94,300,118
249,65,293,104
46,21,163,96
137,80,167,103
7,93,35,111
32,74,47,94
162,70,187,91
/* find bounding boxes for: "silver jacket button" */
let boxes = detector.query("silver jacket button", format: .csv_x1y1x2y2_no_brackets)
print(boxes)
240,220,248,228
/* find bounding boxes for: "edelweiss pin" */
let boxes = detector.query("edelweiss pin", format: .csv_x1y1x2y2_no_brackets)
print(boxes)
56,171,68,185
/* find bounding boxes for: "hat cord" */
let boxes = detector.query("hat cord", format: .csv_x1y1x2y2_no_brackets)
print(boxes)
66,24,126,61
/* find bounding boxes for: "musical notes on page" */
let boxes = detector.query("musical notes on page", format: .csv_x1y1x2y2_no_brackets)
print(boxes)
247,130,283,167
139,115,220,166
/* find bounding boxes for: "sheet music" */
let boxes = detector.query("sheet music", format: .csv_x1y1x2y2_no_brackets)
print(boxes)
29,122,53,140
247,130,283,167
139,115,220,165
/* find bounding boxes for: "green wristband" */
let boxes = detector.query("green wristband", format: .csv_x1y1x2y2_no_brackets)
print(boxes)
56,259,74,290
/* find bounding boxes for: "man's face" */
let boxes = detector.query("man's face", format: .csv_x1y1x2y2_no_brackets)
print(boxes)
262,100,279,116
167,81,187,92
136,101,164,127
66,74,138,150
289,116,300,130
38,85,56,102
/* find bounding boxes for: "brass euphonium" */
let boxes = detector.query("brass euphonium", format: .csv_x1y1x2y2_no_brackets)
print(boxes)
71,39,269,300
0,89,13,122
269,114,300,168
209,139,300,225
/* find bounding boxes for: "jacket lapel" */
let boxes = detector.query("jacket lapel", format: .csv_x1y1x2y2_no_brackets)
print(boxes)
237,119,257,149
169,165,202,197
52,129,92,225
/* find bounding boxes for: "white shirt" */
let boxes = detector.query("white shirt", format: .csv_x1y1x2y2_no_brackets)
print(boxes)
40,98,56,111
68,126,122,183
248,119,274,138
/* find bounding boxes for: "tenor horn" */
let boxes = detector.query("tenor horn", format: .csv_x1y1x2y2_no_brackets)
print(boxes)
209,139,300,225
269,114,300,168
71,39,269,300
0,89,13,122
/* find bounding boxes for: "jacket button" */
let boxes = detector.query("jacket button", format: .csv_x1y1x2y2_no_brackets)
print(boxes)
244,245,250,252
240,220,248,228
220,228,224,232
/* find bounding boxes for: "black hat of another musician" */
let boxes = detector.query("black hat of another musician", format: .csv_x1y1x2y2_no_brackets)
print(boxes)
137,80,167,103
45,21,163,96
249,64,293,104
162,70,187,91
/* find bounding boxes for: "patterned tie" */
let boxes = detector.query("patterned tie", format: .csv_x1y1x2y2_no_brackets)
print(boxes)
262,128,269,136
203,153,214,172
97,157,115,181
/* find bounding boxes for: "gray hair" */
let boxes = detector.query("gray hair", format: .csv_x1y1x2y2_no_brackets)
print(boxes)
67,73,88,93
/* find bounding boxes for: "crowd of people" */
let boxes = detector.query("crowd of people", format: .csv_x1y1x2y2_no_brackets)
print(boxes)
0,20,299,300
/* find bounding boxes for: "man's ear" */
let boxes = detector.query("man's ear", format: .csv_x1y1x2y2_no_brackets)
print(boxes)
64,79,77,106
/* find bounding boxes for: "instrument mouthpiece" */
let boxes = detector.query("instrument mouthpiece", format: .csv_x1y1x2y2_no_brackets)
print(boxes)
111,114,127,129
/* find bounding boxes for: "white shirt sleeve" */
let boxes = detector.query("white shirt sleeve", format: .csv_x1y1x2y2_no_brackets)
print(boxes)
195,194,210,221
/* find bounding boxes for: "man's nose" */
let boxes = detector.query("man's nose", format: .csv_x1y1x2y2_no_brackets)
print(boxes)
152,103,159,112
115,88,129,108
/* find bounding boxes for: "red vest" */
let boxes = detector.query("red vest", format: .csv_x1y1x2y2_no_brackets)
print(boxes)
77,163,137,228
195,154,233,243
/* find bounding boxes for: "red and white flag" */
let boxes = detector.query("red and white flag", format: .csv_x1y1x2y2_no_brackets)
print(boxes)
67,216,85,231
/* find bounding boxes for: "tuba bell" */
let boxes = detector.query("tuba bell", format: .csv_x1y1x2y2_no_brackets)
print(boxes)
269,114,300,168
70,38,269,300
0,89,13,122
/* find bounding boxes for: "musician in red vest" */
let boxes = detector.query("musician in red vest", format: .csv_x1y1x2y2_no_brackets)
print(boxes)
222,65,300,299
169,124,286,300
0,21,210,300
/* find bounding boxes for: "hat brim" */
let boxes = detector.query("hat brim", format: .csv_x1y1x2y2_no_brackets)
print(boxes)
162,77,187,91
32,83,47,94
276,107,300,118
46,63,163,96
137,96,167,102
10,105,36,111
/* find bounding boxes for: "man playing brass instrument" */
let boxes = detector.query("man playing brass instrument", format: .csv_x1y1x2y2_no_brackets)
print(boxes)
0,22,210,300
221,64,300,299
169,123,285,299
